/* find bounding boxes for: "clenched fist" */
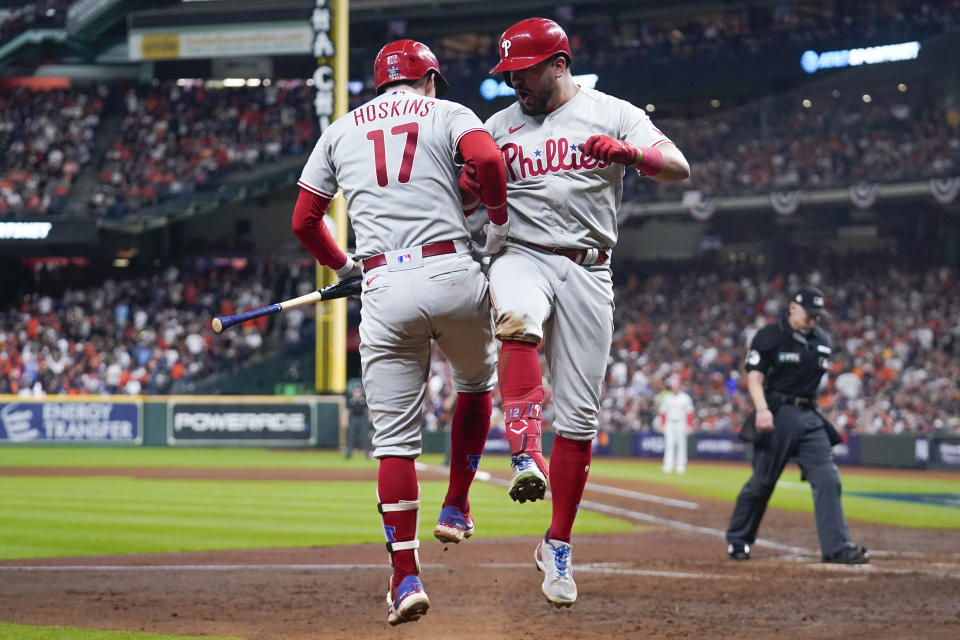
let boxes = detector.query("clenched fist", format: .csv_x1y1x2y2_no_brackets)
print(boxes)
578,135,638,166
458,161,482,203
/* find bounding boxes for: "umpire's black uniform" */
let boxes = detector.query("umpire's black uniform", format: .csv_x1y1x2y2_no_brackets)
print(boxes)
726,287,868,564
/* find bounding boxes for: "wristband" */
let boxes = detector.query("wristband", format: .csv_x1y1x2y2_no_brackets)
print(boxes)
634,146,663,176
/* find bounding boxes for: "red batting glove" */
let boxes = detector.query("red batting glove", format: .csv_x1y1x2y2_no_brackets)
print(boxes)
458,162,482,207
579,135,638,165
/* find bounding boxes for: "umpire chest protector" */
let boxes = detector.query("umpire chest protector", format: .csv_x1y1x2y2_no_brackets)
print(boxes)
746,314,831,401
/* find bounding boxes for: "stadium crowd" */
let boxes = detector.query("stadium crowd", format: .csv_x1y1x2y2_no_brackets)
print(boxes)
421,253,960,437
0,0,70,43
89,81,317,217
628,90,960,202
0,84,105,217
0,257,317,396
430,0,958,78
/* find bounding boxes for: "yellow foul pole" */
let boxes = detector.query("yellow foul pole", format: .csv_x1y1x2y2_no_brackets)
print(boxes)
313,0,349,393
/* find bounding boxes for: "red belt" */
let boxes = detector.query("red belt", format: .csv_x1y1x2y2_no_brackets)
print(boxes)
362,241,458,272
511,239,609,265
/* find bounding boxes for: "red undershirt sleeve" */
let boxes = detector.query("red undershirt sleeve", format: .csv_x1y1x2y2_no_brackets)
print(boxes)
457,130,508,225
291,188,348,270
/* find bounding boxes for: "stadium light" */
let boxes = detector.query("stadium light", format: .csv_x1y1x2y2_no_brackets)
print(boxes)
802,99,812,108
645,103,655,113
898,83,907,92
223,78,246,87
862,94,872,103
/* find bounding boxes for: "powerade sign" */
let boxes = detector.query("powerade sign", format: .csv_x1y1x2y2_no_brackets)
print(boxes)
800,41,920,74
631,433,664,458
929,439,960,468
0,401,141,443
169,402,314,445
694,433,747,461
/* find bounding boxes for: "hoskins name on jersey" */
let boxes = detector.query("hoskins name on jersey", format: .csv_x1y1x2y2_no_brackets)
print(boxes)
501,138,611,181
353,97,435,126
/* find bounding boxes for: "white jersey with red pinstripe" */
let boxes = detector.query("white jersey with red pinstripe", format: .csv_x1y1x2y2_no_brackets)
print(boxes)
485,87,671,250
299,89,486,259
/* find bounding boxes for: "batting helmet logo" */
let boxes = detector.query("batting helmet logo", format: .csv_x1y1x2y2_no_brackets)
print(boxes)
491,17,572,74
373,39,450,96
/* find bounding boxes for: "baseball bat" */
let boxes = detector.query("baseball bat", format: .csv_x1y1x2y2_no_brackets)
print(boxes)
211,276,362,333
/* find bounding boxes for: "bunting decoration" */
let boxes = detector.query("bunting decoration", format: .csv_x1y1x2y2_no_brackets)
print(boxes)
930,177,960,205
770,190,802,216
849,182,879,209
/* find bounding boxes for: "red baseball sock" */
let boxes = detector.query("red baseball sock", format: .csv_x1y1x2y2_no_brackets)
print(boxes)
378,457,420,587
499,340,547,473
444,390,493,513
548,434,593,543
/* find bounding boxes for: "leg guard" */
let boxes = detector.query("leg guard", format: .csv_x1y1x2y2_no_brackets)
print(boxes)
503,386,548,477
378,496,421,577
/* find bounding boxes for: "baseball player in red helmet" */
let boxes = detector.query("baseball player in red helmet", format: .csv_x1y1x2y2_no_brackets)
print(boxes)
291,39,509,625
460,18,690,607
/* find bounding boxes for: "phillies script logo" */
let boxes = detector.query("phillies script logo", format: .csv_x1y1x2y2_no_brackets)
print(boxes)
501,138,609,181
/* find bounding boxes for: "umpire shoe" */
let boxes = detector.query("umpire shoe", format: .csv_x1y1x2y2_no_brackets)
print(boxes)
509,453,548,503
433,505,475,544
822,543,870,565
386,574,430,626
535,534,577,607
727,542,751,560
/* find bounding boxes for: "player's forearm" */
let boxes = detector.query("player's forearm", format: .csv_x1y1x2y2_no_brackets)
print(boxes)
642,143,690,183
457,130,507,225
291,188,349,270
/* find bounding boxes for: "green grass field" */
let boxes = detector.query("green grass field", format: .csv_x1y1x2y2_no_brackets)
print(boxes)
1,446,957,640
1,447,956,563
0,624,239,640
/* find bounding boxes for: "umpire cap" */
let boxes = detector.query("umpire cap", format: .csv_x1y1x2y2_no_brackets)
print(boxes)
792,286,828,316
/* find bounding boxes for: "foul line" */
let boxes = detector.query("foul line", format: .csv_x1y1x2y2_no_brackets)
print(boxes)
3,562,955,581
417,462,803,554
415,462,699,509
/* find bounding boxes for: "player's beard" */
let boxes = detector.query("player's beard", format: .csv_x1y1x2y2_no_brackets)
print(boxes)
516,88,548,116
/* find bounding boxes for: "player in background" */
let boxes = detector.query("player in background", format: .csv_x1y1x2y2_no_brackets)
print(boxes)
460,18,690,607
658,376,694,474
291,40,509,625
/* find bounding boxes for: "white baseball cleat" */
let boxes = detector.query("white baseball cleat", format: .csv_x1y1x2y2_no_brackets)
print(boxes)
509,453,547,503
534,535,577,607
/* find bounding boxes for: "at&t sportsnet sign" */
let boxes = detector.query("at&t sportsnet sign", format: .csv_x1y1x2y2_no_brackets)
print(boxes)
169,402,315,445
0,401,141,443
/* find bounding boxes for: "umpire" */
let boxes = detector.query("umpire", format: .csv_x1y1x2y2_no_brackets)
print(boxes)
726,287,869,564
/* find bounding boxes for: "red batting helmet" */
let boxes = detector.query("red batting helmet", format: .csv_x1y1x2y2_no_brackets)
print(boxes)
373,39,449,96
490,18,572,74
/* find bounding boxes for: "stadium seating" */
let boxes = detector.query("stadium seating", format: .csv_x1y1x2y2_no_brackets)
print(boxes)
0,257,317,395
421,253,960,436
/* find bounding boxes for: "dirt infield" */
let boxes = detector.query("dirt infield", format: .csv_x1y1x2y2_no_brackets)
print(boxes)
1,463,958,640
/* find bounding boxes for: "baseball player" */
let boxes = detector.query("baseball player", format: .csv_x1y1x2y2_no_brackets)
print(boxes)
460,18,690,607
658,376,694,474
291,40,509,625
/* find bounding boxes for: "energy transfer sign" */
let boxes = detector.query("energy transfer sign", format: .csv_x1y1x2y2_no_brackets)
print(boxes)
800,41,920,74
